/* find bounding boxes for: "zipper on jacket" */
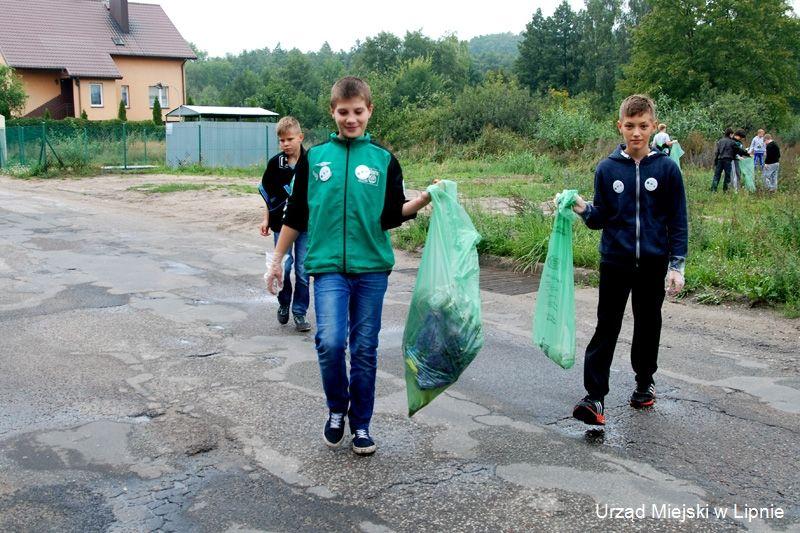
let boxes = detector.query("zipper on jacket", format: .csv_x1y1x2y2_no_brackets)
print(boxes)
635,161,641,266
343,140,350,273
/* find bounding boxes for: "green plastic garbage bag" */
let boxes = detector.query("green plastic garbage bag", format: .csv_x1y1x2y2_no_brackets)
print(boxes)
739,156,756,192
532,189,578,369
403,180,483,416
669,141,684,172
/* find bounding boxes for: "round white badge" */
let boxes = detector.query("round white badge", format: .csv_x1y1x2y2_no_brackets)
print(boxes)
645,177,658,191
319,166,332,182
613,180,625,193
355,165,371,181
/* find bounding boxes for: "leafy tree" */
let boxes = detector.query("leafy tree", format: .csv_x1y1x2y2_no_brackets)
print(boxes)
189,42,208,61
401,30,436,61
577,0,624,103
469,32,521,76
117,99,127,121
354,32,402,73
619,0,800,122
441,73,539,142
0,65,27,118
152,97,162,124
516,2,583,94
186,94,195,105
390,57,445,107
430,35,472,92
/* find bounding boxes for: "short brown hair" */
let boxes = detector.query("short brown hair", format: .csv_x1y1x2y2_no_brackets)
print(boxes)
619,94,657,121
658,123,667,131
764,133,773,141
276,116,302,137
330,76,372,108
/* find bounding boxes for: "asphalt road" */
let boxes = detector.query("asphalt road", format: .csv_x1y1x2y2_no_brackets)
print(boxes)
0,178,798,532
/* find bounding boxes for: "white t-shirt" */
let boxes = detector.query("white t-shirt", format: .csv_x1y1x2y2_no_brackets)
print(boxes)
653,131,670,147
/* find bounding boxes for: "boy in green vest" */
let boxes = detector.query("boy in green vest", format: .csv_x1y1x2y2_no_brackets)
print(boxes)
266,77,432,455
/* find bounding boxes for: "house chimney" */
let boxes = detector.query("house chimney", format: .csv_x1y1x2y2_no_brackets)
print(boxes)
110,0,129,33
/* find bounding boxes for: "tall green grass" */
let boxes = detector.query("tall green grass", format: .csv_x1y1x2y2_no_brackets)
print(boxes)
393,151,800,315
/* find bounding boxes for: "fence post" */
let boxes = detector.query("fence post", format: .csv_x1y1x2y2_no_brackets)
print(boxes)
0,115,6,169
265,123,269,165
122,122,128,169
198,122,202,165
39,122,46,167
143,126,148,165
83,127,88,165
18,126,25,165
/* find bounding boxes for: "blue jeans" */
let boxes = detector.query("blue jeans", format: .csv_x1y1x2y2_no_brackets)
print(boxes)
313,272,389,431
274,231,310,316
753,151,765,170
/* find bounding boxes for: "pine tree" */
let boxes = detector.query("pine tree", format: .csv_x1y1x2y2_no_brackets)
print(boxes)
80,109,88,120
118,99,127,121
152,97,162,124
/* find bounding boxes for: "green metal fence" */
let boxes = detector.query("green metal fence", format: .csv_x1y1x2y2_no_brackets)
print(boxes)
1,122,166,170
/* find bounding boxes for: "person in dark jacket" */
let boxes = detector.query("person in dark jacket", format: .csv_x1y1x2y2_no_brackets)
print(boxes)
259,116,311,331
566,94,688,426
763,134,781,191
711,128,748,191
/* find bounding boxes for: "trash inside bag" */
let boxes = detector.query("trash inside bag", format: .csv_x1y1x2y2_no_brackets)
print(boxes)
532,189,577,369
403,180,483,416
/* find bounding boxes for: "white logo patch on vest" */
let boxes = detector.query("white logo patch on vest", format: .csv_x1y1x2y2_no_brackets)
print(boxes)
613,180,625,193
354,164,379,186
318,166,332,182
645,177,658,191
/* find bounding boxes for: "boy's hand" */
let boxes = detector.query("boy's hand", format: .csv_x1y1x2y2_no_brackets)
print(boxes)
265,258,284,295
260,221,271,236
554,193,587,214
666,270,685,297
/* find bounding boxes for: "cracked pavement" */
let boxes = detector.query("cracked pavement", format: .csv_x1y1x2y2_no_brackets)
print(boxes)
0,175,798,532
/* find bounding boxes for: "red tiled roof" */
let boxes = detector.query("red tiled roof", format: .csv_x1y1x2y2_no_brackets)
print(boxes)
0,0,196,78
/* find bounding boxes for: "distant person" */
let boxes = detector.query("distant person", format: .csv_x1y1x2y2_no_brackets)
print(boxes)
763,134,781,191
565,94,688,426
259,116,311,332
265,77,434,455
652,123,675,154
711,128,748,192
731,129,752,191
748,128,767,172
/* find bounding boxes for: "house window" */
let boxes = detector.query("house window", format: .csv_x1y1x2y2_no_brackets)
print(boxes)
90,83,103,107
149,85,169,108
121,85,130,108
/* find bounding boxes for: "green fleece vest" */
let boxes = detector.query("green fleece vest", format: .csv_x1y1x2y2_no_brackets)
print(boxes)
304,134,395,274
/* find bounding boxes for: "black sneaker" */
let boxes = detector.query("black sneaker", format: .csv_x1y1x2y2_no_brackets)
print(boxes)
294,314,311,332
277,304,290,325
630,383,656,409
573,396,605,426
351,428,376,456
323,412,346,448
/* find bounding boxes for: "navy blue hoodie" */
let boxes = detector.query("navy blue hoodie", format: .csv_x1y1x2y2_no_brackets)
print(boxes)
581,145,688,273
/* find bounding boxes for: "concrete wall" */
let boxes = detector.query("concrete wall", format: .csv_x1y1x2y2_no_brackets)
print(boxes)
16,69,61,116
77,78,118,120
110,56,186,121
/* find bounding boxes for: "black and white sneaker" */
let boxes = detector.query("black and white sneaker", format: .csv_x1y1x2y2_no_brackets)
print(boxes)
631,383,656,408
323,412,346,447
351,428,376,456
573,396,606,425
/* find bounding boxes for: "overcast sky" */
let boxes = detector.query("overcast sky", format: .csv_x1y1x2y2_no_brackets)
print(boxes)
139,0,800,58
138,0,584,57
